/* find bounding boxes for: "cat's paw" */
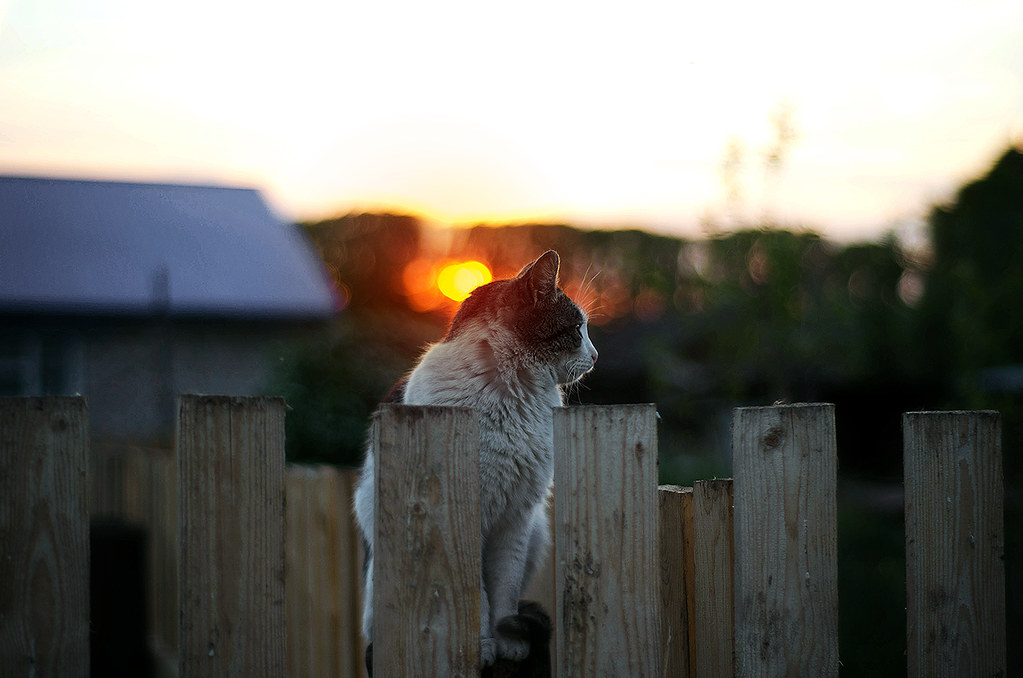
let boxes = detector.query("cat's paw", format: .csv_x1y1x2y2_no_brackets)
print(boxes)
481,636,497,666
496,634,530,662
494,615,532,662
480,602,553,678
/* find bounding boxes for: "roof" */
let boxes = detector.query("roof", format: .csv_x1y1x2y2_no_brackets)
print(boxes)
0,176,340,319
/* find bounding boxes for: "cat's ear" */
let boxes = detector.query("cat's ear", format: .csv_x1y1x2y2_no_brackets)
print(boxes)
517,250,560,303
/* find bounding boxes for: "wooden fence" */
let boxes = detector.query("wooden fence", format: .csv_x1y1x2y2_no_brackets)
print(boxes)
87,397,366,678
0,397,1008,677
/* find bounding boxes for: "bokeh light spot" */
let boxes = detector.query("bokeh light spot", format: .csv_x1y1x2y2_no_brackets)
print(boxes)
437,261,492,302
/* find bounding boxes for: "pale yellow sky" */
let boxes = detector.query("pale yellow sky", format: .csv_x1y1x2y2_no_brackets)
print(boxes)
1,0,1020,239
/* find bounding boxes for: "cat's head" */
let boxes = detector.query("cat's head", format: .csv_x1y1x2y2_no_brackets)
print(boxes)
446,250,597,385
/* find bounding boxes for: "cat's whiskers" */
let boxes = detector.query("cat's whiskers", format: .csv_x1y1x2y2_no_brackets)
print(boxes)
562,374,593,405
568,265,605,323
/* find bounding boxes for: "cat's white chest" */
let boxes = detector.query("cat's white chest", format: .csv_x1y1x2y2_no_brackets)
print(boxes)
405,337,560,524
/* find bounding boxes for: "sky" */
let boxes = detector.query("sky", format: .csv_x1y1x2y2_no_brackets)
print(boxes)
0,0,1021,241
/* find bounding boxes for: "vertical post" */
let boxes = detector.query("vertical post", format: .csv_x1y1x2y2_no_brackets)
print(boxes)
177,395,286,677
0,397,90,677
681,484,696,678
732,404,839,677
285,468,311,678
904,411,1005,677
373,405,481,677
340,469,369,678
658,485,692,678
286,466,367,678
554,404,661,678
152,449,179,662
693,478,734,676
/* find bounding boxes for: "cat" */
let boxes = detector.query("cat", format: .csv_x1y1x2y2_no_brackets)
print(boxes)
353,250,598,667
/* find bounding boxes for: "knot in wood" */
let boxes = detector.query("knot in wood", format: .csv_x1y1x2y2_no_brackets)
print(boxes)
762,426,784,450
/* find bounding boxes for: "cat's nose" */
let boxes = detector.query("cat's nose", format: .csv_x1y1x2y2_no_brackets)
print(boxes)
590,349,598,364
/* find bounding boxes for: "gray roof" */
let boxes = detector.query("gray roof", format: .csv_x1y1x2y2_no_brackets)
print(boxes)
1,176,339,319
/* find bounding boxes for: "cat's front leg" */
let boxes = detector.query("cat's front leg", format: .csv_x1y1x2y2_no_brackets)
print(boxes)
483,520,535,662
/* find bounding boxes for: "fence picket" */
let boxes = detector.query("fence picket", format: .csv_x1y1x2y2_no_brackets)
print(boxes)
0,397,90,678
554,404,661,678
693,479,734,677
903,411,1006,677
732,404,839,677
372,405,481,677
177,395,287,678
286,465,367,678
658,485,692,678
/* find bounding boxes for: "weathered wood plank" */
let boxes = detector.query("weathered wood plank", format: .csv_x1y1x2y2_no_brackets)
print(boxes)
693,478,734,677
337,469,369,678
286,467,312,678
286,465,367,678
904,411,1005,677
681,482,696,678
0,397,90,678
177,395,287,678
554,404,661,678
372,405,481,677
658,485,692,678
732,404,839,677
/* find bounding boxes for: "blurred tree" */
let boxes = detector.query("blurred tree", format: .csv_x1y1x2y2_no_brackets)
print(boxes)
304,213,423,312
918,147,1023,377
269,213,441,465
267,310,442,466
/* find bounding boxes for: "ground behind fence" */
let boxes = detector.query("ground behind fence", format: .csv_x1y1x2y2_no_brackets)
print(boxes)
0,396,1009,677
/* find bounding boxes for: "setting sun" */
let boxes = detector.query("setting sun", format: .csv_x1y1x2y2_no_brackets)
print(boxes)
437,261,492,302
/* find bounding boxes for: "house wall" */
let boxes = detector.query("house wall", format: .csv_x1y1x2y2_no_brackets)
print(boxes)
3,316,322,446
90,319,317,445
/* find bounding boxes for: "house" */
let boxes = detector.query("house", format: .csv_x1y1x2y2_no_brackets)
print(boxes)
0,176,339,445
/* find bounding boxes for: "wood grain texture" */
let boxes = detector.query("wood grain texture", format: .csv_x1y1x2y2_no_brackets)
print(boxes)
681,484,696,678
693,479,734,677
658,485,692,678
177,395,287,678
338,470,368,678
286,469,311,678
903,411,1005,677
732,404,839,677
286,465,367,678
0,397,90,678
554,405,661,678
372,405,481,678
